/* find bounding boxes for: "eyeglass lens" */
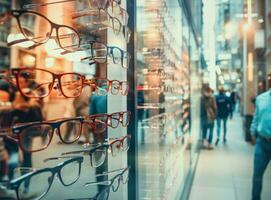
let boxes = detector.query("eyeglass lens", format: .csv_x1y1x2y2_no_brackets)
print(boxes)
90,146,107,167
17,171,53,200
16,68,53,98
19,12,52,43
57,26,80,51
58,119,82,143
59,161,81,186
19,124,53,152
60,74,83,98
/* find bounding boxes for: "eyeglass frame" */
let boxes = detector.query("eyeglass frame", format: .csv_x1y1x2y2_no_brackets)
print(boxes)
0,111,130,152
61,135,131,166
8,117,85,153
84,78,129,96
72,8,122,35
8,156,83,200
65,167,129,200
81,41,130,68
1,68,129,98
84,167,129,199
4,67,85,99
1,10,81,52
85,111,131,128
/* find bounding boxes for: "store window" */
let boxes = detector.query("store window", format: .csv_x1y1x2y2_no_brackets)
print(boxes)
135,0,201,199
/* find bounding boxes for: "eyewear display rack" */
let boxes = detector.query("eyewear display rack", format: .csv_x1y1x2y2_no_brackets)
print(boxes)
0,0,130,200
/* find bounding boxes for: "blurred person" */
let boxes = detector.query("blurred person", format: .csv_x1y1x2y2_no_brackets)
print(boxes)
215,87,231,145
200,87,217,149
0,82,12,181
229,89,238,119
250,73,271,200
0,82,16,198
5,91,43,196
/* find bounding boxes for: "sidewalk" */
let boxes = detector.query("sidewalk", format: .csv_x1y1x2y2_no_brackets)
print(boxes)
189,114,271,200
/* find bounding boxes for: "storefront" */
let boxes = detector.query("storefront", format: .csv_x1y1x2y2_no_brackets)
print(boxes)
0,0,202,199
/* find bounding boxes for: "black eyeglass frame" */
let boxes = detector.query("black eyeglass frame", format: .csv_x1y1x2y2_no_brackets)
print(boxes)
9,156,83,200
2,10,81,51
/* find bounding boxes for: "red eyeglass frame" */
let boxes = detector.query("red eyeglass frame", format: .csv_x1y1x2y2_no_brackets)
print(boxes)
9,68,85,99
109,134,131,156
86,111,131,129
84,78,129,96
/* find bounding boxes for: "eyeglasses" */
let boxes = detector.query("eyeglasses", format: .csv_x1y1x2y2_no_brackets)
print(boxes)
91,24,131,43
62,135,131,167
0,68,129,98
72,8,121,35
65,167,129,200
82,0,128,25
1,68,85,99
85,111,131,129
23,0,121,10
84,167,129,200
84,78,129,96
0,116,107,153
0,10,81,52
81,41,130,68
7,156,83,200
87,0,121,10
0,111,130,152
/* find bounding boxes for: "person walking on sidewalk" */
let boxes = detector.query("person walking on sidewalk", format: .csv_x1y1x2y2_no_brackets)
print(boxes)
200,87,217,149
215,87,231,145
250,74,271,200
229,90,238,119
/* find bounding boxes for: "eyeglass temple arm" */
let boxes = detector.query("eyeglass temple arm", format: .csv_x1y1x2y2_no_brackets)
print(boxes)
61,149,91,156
7,35,61,49
7,38,44,50
43,155,80,162
23,0,76,9
71,10,101,20
66,198,95,200
84,180,111,187
80,56,96,63
14,167,37,174
95,168,127,177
